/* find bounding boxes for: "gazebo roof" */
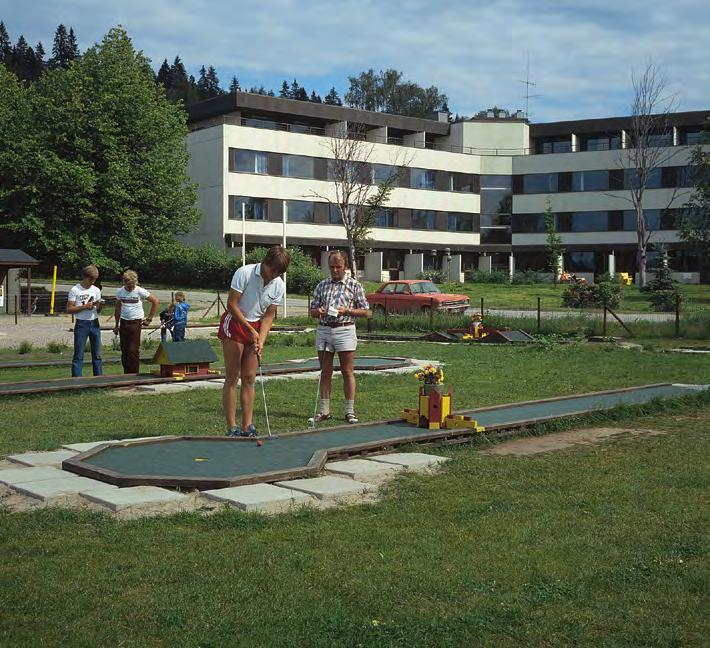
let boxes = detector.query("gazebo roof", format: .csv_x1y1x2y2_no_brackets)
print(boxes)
0,249,41,268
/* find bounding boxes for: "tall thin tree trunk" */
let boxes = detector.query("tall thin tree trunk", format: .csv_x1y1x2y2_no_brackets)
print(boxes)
348,239,358,280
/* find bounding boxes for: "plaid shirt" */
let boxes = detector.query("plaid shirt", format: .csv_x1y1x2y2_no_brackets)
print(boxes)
311,276,369,325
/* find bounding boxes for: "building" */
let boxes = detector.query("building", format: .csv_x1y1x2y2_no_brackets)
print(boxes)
185,93,709,283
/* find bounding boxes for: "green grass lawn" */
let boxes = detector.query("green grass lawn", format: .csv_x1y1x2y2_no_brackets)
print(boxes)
362,281,710,314
1,342,709,646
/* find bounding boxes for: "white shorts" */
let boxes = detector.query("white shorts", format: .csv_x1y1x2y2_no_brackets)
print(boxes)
316,324,358,353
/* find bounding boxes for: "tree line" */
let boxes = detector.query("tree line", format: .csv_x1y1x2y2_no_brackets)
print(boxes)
0,21,448,118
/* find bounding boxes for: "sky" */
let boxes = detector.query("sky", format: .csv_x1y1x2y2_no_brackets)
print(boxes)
1,0,708,122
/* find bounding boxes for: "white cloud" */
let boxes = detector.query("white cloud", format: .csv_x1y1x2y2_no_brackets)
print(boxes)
2,0,708,120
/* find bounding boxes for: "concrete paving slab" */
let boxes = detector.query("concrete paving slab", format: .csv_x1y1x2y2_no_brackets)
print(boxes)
367,452,449,472
7,449,78,467
275,476,376,504
80,485,193,519
62,440,119,452
0,466,70,485
12,476,118,506
324,458,404,484
201,483,314,514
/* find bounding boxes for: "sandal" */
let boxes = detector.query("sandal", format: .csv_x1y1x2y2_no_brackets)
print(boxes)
345,413,359,424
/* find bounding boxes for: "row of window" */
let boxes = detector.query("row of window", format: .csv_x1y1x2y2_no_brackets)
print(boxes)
229,196,478,232
513,209,681,234
533,129,706,154
519,166,693,194
230,148,479,193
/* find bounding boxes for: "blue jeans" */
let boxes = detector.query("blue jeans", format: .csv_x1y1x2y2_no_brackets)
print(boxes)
171,323,186,342
72,319,103,377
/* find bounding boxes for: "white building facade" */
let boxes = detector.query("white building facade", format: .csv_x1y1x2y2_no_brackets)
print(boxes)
185,93,709,282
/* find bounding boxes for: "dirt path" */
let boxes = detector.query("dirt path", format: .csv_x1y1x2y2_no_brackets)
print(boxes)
480,427,665,456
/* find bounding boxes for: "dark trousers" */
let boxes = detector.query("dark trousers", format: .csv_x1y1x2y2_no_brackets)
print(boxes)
171,323,186,342
72,319,103,377
119,318,143,373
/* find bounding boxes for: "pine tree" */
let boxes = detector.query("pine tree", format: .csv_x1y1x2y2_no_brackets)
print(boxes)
0,21,11,67
156,58,171,89
229,75,240,92
11,35,29,79
279,80,289,98
67,27,80,60
49,24,68,69
32,41,45,79
289,78,302,100
266,89,274,97
324,86,342,106
205,65,222,97
196,65,209,99
309,90,322,103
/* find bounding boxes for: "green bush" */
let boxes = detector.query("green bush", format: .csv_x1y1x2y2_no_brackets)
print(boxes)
138,243,322,295
46,341,69,354
417,270,446,283
561,276,621,309
17,341,33,354
512,270,543,284
466,269,510,284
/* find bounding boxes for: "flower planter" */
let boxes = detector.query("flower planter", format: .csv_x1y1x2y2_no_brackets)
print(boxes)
421,384,446,396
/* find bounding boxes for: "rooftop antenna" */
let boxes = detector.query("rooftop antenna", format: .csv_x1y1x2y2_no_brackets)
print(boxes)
518,52,541,119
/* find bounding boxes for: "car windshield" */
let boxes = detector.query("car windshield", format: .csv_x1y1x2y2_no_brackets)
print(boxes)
412,281,441,294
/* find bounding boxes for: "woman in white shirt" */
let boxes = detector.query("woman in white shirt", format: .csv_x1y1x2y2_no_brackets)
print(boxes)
218,246,290,437
112,270,159,373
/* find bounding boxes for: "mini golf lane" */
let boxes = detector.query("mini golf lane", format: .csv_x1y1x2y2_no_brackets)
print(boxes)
0,356,412,396
63,383,705,490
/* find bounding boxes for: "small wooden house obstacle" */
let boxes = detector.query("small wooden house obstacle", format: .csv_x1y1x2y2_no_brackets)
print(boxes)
402,384,485,432
151,340,219,379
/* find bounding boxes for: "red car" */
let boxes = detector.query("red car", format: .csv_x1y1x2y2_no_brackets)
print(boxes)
366,280,470,314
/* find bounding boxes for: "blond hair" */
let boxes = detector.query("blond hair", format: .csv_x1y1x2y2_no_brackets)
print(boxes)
82,265,99,280
122,270,138,285
175,291,186,302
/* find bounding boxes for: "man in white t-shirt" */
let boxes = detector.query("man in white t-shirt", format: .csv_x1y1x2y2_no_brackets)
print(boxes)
67,265,104,377
112,270,159,374
218,246,290,437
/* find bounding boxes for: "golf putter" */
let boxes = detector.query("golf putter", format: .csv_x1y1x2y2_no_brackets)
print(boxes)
258,355,272,438
309,339,327,429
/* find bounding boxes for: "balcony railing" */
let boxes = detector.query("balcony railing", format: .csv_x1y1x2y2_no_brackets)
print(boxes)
237,117,707,157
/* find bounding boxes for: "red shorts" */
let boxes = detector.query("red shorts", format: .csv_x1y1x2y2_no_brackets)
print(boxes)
217,312,261,345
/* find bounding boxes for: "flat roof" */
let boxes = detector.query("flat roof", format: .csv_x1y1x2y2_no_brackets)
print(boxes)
530,110,710,137
188,91,451,135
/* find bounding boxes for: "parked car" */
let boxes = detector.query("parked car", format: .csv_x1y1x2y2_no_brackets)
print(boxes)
366,280,470,314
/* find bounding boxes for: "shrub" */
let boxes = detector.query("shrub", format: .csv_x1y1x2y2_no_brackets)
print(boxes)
512,270,543,284
46,341,69,353
17,340,33,354
417,270,446,284
466,269,510,284
137,243,322,295
561,276,621,309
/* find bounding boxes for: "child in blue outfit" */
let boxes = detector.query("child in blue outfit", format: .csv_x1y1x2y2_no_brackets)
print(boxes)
171,291,190,341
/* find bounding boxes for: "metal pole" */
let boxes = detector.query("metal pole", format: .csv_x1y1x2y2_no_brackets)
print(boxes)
537,297,541,333
241,202,246,267
675,293,680,338
480,297,484,319
14,295,18,325
603,303,607,336
282,200,288,318
217,291,221,318
27,267,31,316
50,265,57,315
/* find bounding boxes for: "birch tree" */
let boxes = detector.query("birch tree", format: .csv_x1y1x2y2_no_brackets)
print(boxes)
619,63,682,287
310,124,410,278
